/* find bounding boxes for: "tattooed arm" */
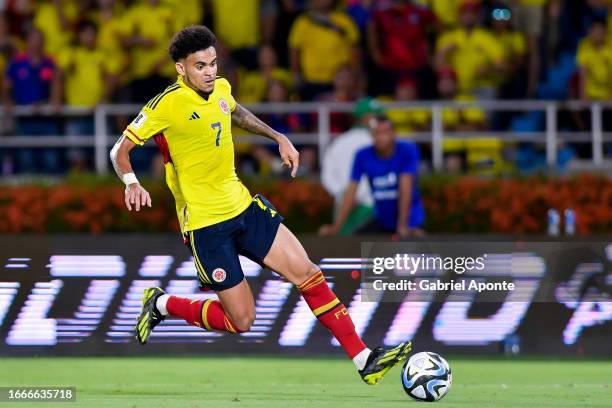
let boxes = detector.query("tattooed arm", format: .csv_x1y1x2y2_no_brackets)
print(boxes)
232,103,300,177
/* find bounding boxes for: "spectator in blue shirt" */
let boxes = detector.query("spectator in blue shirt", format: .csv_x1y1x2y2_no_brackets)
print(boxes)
2,27,62,173
320,114,425,237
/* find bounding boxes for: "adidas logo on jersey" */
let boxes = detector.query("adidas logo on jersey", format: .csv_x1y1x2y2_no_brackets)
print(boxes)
189,112,200,120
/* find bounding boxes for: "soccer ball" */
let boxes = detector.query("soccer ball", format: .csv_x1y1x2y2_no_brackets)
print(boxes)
401,352,452,402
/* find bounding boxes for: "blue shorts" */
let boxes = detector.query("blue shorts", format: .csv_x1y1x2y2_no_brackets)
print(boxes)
185,194,283,291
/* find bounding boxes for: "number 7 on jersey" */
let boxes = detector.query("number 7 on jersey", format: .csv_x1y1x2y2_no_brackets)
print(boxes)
211,122,222,146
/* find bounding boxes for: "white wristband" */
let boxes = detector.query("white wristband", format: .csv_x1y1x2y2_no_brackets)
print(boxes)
122,172,139,186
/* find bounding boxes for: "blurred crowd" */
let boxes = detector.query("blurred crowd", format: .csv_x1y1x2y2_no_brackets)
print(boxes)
0,0,611,175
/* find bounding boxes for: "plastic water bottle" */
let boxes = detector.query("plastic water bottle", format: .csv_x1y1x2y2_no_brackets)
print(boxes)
564,208,576,236
547,209,560,236
503,334,521,355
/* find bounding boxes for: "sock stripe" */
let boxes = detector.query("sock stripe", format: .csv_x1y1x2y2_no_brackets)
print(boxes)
201,300,213,331
224,316,238,333
299,274,326,292
316,302,346,319
299,272,367,359
300,277,325,292
298,271,323,291
312,298,340,317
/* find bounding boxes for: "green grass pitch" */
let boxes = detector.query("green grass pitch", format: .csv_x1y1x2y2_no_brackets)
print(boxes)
0,357,610,407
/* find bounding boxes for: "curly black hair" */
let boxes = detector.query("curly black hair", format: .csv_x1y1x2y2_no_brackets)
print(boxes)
168,25,217,62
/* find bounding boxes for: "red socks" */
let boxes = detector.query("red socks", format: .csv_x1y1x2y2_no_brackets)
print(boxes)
298,271,366,358
165,270,367,359
166,296,242,333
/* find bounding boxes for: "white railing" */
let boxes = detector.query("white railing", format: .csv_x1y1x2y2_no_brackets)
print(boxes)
0,100,610,175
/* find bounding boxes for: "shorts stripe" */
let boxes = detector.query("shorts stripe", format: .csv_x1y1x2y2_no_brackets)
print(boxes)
253,196,278,217
253,196,267,211
189,231,211,284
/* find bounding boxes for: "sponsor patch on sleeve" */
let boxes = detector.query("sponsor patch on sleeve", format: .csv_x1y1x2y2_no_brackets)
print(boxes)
131,111,148,129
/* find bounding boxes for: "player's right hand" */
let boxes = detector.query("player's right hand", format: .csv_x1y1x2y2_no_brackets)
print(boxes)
125,183,152,212
278,137,300,178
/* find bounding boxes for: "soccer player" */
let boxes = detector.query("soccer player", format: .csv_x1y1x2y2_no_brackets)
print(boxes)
109,25,411,385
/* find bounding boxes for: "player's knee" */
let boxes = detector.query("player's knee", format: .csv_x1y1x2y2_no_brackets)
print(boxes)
232,312,255,333
305,262,320,278
296,262,321,285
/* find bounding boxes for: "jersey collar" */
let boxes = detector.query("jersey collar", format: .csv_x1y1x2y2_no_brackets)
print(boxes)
176,75,214,103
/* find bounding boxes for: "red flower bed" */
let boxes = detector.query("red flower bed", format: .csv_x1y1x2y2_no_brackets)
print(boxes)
0,174,609,234
421,174,612,234
0,178,334,234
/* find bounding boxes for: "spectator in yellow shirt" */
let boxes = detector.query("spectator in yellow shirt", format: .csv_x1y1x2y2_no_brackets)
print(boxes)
32,0,81,56
57,21,119,170
91,0,130,90
415,0,462,28
437,67,486,172
210,0,261,70
163,0,203,33
122,0,174,102
289,0,360,100
577,18,612,101
381,78,431,135
237,45,293,104
210,0,261,49
435,0,505,99
58,21,116,110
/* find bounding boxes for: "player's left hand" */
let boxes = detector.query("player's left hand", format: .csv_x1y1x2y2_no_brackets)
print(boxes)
278,136,299,178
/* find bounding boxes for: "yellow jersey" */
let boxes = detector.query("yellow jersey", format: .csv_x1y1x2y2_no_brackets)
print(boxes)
378,96,430,134
57,46,118,107
288,11,359,83
123,3,174,80
442,94,486,130
576,39,612,100
123,76,252,232
436,27,504,92
430,0,461,28
90,10,130,84
33,1,79,56
211,0,259,49
237,67,293,103
162,0,204,32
